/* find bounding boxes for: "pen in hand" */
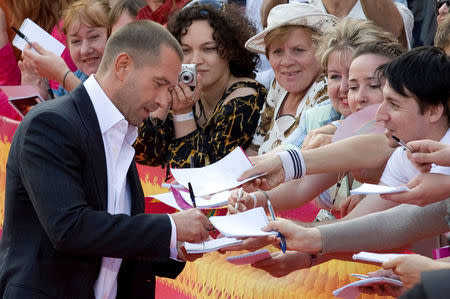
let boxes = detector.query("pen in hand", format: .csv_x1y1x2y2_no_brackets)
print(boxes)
11,26,36,51
266,199,286,253
188,182,196,208
392,135,413,153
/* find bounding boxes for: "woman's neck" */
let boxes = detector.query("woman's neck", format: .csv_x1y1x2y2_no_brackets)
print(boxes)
147,0,165,11
321,0,357,19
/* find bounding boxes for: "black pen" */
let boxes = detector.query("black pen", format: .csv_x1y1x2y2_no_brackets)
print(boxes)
11,26,35,50
188,182,196,208
392,135,413,153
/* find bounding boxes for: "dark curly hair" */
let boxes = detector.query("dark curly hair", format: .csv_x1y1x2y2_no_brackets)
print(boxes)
167,3,259,78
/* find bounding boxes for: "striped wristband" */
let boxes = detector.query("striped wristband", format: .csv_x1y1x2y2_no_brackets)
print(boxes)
276,148,306,182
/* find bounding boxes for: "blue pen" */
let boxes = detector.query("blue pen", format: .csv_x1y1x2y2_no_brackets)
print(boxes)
188,182,196,208
266,199,286,253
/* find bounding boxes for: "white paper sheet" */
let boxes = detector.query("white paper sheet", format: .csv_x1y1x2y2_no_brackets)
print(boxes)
184,237,243,254
170,147,263,196
150,190,230,210
350,183,409,195
12,18,65,56
209,207,278,237
352,251,406,264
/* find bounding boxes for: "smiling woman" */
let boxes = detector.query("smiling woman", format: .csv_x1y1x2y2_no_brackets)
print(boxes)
21,0,110,98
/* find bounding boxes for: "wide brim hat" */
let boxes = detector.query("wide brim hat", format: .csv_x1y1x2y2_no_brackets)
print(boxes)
245,2,339,54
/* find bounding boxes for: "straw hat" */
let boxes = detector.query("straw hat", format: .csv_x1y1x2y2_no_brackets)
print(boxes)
245,2,339,54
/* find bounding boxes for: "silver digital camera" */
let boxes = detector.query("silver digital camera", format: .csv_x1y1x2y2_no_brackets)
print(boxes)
179,64,197,87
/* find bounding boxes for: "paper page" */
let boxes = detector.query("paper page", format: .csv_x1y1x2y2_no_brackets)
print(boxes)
333,276,403,299
149,190,230,210
226,249,271,265
350,183,409,195
209,207,278,237
170,147,262,196
184,237,242,254
352,251,406,264
12,18,65,56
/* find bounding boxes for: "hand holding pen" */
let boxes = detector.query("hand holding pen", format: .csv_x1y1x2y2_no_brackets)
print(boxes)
266,199,286,253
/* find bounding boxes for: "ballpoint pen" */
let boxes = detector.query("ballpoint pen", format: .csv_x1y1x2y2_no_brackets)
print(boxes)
392,135,413,153
266,199,286,253
188,182,196,208
11,26,35,50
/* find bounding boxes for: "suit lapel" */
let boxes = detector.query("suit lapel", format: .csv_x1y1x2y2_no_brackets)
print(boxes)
70,85,108,210
128,162,145,215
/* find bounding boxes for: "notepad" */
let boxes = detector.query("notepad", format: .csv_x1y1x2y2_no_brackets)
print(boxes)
209,207,278,238
170,147,264,196
333,275,403,298
1,85,44,117
350,183,409,195
184,237,243,254
12,18,65,56
226,249,272,265
352,251,406,264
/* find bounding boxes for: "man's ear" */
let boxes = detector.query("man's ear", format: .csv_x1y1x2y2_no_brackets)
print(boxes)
427,103,445,123
114,53,132,81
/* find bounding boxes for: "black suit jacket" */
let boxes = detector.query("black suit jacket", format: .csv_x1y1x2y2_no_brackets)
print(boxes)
0,85,184,298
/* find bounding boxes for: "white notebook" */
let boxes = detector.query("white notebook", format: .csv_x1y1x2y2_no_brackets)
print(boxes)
184,237,242,254
333,275,403,299
226,249,272,265
209,207,278,238
350,183,409,195
352,251,406,264
12,18,65,56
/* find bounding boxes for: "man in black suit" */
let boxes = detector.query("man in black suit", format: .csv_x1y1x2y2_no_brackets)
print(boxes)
0,20,211,299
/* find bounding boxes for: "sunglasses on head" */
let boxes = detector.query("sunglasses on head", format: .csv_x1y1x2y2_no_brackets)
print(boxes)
437,0,450,13
183,0,226,11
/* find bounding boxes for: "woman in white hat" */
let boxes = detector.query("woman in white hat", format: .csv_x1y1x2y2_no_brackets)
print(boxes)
246,2,338,156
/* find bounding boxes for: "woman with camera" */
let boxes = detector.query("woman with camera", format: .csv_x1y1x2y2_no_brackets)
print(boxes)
134,2,267,170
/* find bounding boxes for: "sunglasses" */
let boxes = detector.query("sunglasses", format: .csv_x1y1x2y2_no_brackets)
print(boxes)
437,0,450,13
183,0,226,11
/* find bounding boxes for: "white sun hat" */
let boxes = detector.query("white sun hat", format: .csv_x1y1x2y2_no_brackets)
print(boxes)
245,2,339,54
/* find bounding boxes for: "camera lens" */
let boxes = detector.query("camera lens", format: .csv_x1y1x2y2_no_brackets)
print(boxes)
179,70,194,85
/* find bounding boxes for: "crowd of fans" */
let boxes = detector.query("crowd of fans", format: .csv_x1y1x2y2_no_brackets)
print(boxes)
0,0,450,298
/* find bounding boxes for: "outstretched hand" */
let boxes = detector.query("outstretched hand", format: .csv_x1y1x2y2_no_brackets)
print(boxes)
262,219,322,253
251,251,313,277
238,154,285,191
406,139,450,172
380,173,450,206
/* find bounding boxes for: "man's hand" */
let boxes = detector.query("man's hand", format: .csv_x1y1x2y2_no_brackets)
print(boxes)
251,251,313,277
171,209,211,243
407,140,450,172
381,173,450,206
262,219,322,253
238,154,285,191
382,255,446,288
176,242,204,262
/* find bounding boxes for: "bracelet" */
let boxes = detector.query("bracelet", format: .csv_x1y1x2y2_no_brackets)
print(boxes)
309,253,319,267
249,193,257,209
276,149,306,182
261,190,270,207
62,70,71,90
331,120,341,128
173,111,194,122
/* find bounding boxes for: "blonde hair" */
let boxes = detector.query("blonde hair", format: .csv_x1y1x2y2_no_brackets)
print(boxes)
264,25,321,57
62,0,110,35
434,15,450,51
316,18,397,72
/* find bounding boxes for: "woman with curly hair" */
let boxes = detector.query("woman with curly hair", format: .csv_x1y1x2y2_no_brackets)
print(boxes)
134,1,267,171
